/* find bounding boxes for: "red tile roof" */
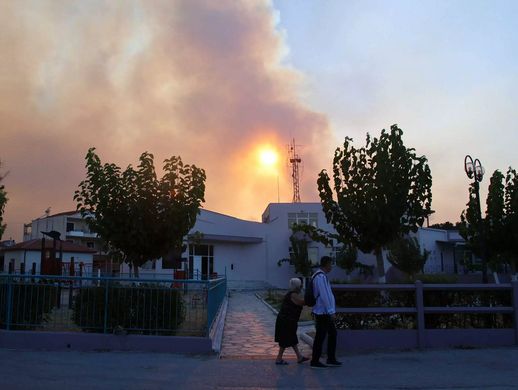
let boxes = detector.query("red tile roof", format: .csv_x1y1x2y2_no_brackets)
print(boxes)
1,239,97,253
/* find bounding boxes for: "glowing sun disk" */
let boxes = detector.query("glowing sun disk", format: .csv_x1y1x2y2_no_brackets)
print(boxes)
259,149,278,166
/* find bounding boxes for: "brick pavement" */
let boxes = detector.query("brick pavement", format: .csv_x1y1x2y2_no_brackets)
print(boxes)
219,291,313,361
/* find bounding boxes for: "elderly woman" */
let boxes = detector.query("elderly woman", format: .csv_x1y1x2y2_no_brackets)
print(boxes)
274,278,309,365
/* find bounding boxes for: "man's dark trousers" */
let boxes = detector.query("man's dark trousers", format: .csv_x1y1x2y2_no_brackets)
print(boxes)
311,314,337,363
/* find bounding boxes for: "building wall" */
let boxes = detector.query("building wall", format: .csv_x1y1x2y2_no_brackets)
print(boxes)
25,213,103,253
23,204,466,288
417,228,458,274
1,250,93,274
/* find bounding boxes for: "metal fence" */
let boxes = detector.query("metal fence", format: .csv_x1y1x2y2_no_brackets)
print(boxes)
0,274,226,337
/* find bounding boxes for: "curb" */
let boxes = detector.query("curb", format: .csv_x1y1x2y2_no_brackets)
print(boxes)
210,296,229,355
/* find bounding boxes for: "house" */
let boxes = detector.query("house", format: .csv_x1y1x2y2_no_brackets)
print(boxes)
121,202,468,288
417,228,467,274
23,211,103,252
128,202,364,288
20,202,471,287
0,239,96,275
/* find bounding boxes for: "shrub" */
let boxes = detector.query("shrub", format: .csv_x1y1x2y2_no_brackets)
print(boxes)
72,283,185,335
414,273,458,284
0,280,57,330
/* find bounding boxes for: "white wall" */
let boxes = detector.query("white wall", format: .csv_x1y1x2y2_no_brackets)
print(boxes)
2,250,93,274
112,204,466,288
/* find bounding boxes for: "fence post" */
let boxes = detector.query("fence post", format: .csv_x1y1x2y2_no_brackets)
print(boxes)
206,280,211,334
415,280,425,349
6,276,13,330
103,278,109,334
79,263,83,289
512,281,518,345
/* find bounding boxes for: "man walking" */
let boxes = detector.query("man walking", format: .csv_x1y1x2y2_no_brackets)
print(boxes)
310,256,342,369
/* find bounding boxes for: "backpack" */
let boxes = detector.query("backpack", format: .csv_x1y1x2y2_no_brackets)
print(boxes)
304,271,324,307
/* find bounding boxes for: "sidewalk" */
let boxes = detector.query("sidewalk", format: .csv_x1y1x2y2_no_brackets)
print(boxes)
1,347,518,389
1,291,518,389
219,290,313,360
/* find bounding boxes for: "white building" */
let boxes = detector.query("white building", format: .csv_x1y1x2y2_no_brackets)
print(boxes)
19,203,466,287
123,202,464,288
23,210,103,252
0,239,96,274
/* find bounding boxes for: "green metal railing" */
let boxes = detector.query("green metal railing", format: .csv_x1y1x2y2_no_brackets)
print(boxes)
0,274,226,337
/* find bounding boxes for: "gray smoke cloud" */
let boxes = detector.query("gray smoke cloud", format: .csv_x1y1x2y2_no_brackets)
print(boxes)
0,0,333,240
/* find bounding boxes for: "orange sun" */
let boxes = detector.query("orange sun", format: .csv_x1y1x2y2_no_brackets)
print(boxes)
259,148,278,167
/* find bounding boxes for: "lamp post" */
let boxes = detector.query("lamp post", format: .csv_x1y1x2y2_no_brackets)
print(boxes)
464,155,487,282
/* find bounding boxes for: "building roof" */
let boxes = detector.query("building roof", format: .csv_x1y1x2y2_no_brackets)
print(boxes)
188,233,263,244
1,239,97,253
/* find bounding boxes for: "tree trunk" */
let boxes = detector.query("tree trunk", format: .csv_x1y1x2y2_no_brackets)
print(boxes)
375,247,386,283
133,260,139,278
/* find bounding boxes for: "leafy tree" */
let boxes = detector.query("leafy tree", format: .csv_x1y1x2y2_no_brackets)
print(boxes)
429,221,462,230
277,223,333,277
0,159,8,240
387,237,429,279
504,168,518,274
484,170,506,271
459,182,484,269
461,168,518,280
74,148,206,277
317,124,433,282
334,242,374,277
278,223,371,277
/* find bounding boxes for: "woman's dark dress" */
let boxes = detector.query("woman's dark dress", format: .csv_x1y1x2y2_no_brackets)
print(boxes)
274,291,303,348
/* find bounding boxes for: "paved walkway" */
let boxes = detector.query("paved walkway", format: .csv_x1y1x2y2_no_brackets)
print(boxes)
220,291,313,360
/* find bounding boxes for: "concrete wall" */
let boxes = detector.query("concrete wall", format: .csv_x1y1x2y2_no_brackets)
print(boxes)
0,330,213,354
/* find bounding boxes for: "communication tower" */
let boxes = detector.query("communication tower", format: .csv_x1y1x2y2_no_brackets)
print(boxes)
288,139,302,203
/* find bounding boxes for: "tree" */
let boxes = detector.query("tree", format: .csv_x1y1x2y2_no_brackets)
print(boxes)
74,148,206,276
0,159,8,240
484,170,506,271
277,223,333,277
429,221,462,230
461,168,518,279
387,237,429,279
459,182,484,270
317,124,433,282
504,168,518,274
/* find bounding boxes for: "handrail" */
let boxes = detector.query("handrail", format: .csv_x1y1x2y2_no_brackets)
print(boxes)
0,273,215,285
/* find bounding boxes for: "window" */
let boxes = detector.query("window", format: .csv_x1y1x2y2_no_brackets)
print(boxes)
287,246,320,266
66,222,74,232
288,212,318,228
86,242,94,249
308,247,319,265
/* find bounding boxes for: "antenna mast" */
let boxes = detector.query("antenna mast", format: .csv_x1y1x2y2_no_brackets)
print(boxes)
289,138,302,203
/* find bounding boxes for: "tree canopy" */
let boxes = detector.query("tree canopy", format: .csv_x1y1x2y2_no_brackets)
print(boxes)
317,124,433,282
460,167,518,279
74,148,206,275
387,237,429,278
0,159,8,240
429,221,462,230
277,223,371,278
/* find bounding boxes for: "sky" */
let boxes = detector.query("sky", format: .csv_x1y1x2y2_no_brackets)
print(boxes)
1,0,518,242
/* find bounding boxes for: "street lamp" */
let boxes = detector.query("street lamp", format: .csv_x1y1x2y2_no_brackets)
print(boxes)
464,155,487,282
